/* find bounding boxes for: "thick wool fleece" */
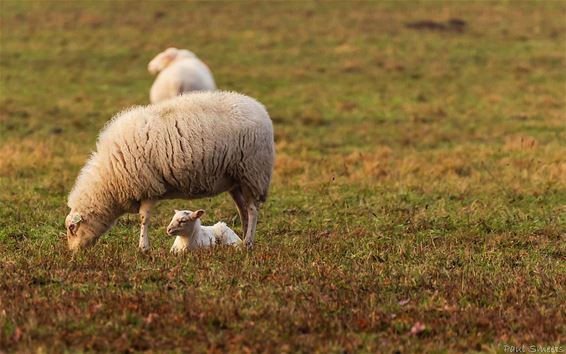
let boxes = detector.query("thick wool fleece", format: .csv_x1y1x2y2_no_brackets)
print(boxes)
149,49,216,103
67,91,274,242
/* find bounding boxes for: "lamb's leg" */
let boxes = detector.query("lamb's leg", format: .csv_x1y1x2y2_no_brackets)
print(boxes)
229,186,248,237
244,202,258,250
138,200,155,252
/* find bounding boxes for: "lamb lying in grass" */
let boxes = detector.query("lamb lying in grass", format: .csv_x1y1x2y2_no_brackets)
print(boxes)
167,209,242,253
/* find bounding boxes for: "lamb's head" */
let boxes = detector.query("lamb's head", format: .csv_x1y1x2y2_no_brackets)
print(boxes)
176,49,196,59
166,209,205,237
148,47,179,75
65,210,112,252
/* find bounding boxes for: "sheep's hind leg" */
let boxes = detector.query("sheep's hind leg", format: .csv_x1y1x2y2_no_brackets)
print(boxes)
229,186,248,238
138,200,155,252
244,201,259,250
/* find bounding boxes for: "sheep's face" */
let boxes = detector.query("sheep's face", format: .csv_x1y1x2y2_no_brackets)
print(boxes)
65,211,105,252
166,209,204,237
148,47,179,74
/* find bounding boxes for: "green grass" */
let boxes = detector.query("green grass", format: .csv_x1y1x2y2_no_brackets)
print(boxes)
1,1,565,352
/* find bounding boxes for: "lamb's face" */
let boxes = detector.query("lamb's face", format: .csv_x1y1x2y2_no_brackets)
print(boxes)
65,211,106,252
166,209,204,236
148,47,179,75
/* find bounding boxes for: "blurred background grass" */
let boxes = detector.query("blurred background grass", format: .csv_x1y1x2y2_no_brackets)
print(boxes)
1,1,565,352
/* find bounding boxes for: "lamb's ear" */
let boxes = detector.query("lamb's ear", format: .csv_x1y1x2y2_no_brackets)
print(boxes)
174,210,180,214
192,210,205,220
164,47,178,61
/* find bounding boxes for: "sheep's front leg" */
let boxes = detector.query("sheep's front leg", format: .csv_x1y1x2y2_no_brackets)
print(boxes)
244,203,258,250
138,200,155,252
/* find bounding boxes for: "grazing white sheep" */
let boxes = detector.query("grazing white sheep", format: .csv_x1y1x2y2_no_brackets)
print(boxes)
65,91,274,252
148,47,216,103
167,209,242,253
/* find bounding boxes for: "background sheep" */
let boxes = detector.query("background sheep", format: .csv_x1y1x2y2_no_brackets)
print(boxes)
148,47,216,103
65,91,274,252
167,209,242,253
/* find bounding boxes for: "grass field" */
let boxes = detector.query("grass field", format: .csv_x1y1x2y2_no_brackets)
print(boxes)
1,1,565,352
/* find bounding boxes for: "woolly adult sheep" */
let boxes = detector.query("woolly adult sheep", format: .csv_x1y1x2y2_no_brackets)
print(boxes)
65,91,274,252
148,47,216,103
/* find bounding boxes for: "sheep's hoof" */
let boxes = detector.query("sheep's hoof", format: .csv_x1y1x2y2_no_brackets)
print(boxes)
243,239,254,251
138,246,150,253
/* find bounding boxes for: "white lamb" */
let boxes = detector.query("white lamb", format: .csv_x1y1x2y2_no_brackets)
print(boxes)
65,91,274,252
148,47,216,103
167,209,242,253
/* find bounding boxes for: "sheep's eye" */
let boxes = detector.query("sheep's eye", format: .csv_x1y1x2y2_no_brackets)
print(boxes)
68,223,79,235
178,220,187,225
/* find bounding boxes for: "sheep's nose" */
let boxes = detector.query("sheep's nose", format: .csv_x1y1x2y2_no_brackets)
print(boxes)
166,227,173,235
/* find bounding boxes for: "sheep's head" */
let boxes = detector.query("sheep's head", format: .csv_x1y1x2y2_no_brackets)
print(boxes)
177,49,196,59
166,209,204,237
148,47,179,75
65,211,110,252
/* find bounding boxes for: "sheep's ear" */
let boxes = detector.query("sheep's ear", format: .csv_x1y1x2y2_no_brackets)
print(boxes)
71,213,82,224
192,210,205,220
174,210,180,214
164,48,178,60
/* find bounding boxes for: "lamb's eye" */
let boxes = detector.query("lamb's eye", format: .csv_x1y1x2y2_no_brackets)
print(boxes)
178,220,187,225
